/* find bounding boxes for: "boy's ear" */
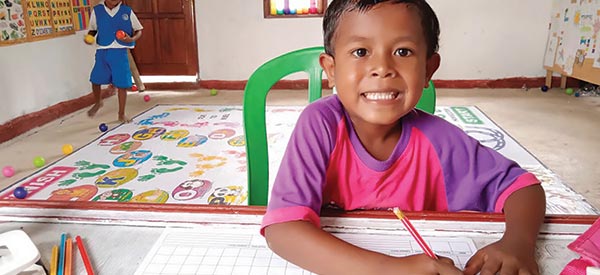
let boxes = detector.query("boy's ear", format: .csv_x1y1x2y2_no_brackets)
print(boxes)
319,53,336,88
425,53,441,85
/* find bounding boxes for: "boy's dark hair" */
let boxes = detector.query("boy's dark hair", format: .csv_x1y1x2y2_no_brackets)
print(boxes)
323,0,440,58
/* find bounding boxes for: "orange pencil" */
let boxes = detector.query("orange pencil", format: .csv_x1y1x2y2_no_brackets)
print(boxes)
64,238,72,275
75,235,94,275
392,207,438,259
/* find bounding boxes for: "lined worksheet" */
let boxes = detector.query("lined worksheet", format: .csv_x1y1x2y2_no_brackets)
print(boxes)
134,227,477,275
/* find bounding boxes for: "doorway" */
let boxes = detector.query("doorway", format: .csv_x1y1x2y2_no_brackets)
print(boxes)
124,0,199,76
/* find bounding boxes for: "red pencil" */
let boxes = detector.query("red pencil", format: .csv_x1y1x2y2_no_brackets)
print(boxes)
75,235,95,275
392,207,438,259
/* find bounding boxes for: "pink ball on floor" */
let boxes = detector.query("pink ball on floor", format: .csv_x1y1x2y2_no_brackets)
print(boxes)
2,166,15,177
143,95,150,102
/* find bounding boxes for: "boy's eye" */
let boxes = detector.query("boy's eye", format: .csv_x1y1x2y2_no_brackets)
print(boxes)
352,48,368,57
394,48,412,57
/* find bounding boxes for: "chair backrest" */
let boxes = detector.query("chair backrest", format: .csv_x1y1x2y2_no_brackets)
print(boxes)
243,46,436,206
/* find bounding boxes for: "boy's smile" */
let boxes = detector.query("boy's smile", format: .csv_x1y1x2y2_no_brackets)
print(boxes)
320,2,440,128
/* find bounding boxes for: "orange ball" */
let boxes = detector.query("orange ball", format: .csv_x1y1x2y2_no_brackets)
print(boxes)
116,30,126,39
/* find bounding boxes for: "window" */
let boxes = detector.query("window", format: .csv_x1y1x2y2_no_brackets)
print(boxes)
264,0,328,18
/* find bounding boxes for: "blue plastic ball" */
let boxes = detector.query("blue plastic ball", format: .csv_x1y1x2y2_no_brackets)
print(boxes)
574,92,581,97
541,85,549,92
13,187,27,199
99,123,108,132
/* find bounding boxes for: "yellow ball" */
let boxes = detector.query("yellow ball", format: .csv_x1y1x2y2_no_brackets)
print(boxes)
84,34,95,45
62,144,73,155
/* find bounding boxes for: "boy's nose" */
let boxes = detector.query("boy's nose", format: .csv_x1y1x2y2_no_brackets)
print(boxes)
369,55,396,78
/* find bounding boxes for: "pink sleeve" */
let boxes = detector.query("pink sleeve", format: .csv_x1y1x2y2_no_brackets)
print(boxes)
260,206,321,236
494,172,541,212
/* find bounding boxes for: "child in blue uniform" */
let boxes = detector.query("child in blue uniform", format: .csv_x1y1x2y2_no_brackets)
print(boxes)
86,0,143,123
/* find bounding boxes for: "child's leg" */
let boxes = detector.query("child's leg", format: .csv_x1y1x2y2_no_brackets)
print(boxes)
117,88,131,123
107,49,133,123
87,84,103,117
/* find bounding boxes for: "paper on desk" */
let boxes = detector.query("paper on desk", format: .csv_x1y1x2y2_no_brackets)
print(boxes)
134,227,477,275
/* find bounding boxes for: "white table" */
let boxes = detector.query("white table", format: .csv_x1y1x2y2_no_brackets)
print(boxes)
0,206,594,275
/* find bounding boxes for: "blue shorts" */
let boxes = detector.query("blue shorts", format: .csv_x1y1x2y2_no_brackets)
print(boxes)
90,48,132,89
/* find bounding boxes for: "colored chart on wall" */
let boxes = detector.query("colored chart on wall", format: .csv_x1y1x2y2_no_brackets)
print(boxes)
50,0,73,32
70,0,90,31
0,105,597,215
26,0,52,37
0,0,27,43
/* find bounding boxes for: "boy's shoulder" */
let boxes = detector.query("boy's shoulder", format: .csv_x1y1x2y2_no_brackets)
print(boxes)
405,109,474,144
302,95,345,119
293,95,345,132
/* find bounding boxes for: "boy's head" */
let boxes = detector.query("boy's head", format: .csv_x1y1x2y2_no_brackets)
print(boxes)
104,0,122,9
323,0,440,58
319,0,441,126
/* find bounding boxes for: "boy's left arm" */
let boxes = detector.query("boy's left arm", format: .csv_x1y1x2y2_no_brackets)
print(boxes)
118,10,143,43
464,184,546,275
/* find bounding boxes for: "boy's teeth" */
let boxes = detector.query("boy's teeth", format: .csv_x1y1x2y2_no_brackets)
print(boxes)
363,92,397,100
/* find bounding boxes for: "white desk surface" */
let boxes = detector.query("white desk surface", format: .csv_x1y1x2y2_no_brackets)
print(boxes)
0,210,593,275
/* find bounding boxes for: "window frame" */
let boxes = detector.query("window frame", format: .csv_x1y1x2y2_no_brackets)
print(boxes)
263,0,328,19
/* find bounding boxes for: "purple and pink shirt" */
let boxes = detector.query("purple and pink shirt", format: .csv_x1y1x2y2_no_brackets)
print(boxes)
261,95,539,233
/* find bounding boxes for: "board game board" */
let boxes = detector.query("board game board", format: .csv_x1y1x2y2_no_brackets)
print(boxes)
0,104,597,215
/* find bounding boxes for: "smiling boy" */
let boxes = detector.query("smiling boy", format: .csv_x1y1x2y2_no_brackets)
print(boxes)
262,1,546,274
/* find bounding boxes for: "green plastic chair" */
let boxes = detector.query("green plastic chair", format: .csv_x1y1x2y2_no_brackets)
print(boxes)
243,46,436,206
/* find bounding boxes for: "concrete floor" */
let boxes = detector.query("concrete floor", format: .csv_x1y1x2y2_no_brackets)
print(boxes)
0,88,598,212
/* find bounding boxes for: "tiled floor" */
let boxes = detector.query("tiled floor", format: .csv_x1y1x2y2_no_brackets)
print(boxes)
0,88,598,212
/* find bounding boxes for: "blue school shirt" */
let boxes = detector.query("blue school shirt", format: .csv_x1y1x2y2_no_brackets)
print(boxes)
94,4,134,48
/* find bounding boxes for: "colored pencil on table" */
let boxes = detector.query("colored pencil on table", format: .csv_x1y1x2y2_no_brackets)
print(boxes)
76,235,95,275
65,238,73,275
50,245,59,275
392,207,438,259
58,233,66,275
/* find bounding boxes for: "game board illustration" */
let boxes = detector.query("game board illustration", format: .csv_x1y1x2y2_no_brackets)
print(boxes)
0,104,597,215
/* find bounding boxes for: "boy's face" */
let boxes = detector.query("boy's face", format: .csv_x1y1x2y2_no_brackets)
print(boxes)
320,2,440,127
104,0,122,9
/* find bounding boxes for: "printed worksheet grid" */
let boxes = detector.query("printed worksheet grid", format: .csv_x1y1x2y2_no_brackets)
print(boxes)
136,229,478,275
141,245,315,275
336,234,475,269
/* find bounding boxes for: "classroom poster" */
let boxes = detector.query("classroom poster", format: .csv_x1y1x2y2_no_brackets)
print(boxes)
50,0,73,32
0,0,27,43
595,34,600,67
593,4,600,67
545,0,600,73
70,0,91,31
544,2,562,67
26,0,53,37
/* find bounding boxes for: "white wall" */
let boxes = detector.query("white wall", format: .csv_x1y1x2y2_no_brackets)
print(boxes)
195,0,552,80
431,0,552,79
1,1,553,124
0,33,95,124
195,0,324,81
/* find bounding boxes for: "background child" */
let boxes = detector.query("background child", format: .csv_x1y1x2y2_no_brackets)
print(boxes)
262,0,546,274
85,0,143,123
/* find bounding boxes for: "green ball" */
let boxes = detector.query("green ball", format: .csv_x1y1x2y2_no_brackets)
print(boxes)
33,156,45,168
565,88,574,95
210,89,218,96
